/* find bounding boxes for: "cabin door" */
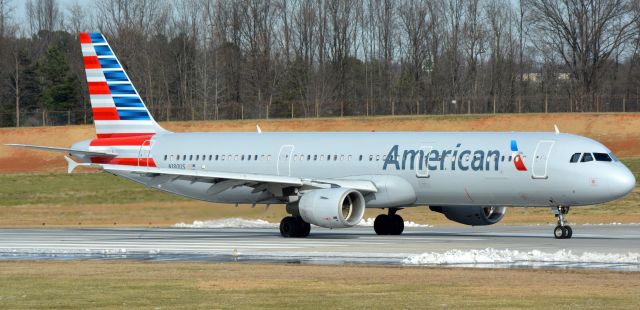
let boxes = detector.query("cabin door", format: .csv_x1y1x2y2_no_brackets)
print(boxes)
277,145,295,176
531,140,555,179
415,146,433,178
137,140,153,167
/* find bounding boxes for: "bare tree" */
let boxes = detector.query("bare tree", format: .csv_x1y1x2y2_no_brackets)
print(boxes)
529,0,640,110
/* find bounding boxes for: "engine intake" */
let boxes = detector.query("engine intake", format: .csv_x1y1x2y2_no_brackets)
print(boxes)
299,188,366,228
429,205,506,226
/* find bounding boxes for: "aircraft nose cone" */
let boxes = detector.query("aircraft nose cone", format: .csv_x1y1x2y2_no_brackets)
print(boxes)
609,166,636,199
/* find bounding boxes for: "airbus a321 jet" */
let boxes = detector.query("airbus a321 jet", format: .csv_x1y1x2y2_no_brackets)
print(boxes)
8,33,636,239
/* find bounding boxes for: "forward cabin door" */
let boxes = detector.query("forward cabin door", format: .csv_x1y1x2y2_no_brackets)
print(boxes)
277,145,295,176
137,139,152,167
531,140,555,179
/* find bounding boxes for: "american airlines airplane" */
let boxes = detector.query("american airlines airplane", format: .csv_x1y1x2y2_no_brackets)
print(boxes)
8,33,636,239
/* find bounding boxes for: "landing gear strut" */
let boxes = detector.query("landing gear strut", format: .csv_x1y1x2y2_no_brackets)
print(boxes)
279,216,311,238
552,206,573,239
373,208,404,235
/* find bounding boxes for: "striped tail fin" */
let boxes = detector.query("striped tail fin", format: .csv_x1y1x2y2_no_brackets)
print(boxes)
79,32,167,138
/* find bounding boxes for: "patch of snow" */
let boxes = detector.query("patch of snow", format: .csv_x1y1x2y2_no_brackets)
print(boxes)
174,218,278,228
358,217,432,228
581,222,639,226
403,248,640,265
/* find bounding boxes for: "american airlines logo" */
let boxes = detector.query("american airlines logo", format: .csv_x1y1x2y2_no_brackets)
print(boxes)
382,141,527,172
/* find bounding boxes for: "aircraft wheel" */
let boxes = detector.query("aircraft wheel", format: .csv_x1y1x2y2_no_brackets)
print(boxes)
374,214,389,235
553,225,566,239
564,225,573,239
280,216,298,238
298,218,311,237
389,214,404,235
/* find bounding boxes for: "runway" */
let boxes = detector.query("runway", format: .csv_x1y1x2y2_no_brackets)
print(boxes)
1,225,639,270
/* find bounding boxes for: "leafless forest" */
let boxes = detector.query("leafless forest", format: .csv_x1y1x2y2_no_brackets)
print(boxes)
1,0,640,127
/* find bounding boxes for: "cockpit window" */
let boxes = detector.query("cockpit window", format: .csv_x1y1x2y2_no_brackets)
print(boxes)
593,153,612,162
569,153,581,163
580,153,593,162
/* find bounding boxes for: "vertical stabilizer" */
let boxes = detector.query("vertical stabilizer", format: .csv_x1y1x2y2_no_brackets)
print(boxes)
79,32,167,138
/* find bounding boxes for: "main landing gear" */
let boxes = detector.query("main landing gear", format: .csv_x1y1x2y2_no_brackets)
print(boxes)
374,208,404,235
279,216,311,238
552,206,573,239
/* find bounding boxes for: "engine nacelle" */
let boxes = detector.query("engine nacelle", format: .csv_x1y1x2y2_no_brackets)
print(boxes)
299,188,366,228
429,206,506,226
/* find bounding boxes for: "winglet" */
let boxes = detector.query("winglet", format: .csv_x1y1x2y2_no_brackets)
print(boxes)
554,124,560,134
256,124,262,134
64,156,80,174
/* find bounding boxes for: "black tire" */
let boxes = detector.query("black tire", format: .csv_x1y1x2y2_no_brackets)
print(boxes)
554,225,565,239
298,218,311,238
390,214,404,235
374,214,389,235
564,226,573,239
280,216,298,238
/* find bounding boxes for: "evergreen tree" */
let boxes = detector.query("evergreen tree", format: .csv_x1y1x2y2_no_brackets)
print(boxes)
37,46,79,112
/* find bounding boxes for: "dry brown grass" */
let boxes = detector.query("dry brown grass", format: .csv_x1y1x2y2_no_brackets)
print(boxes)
0,260,638,309
2,113,640,173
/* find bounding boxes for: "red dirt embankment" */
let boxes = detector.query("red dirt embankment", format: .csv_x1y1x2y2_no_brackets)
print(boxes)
1,113,638,173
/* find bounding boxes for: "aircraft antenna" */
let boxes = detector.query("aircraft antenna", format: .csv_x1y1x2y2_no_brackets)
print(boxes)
554,124,560,134
256,124,262,134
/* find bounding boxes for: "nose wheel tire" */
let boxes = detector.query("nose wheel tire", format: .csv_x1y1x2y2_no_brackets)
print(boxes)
374,214,404,235
280,216,310,238
554,225,572,239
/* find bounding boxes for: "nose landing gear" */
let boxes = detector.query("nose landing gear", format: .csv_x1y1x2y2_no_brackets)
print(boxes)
552,206,572,239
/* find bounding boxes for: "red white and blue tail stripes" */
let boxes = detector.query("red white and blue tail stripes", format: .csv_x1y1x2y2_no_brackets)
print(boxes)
80,32,166,167
80,32,165,139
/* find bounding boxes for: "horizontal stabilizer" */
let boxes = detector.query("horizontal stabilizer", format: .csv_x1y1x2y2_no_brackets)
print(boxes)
5,144,117,157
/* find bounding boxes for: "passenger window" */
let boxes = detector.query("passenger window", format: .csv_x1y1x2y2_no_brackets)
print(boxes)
196,155,199,161
164,155,167,161
307,155,311,160
376,155,380,161
267,155,272,161
348,155,352,161
340,155,345,161
182,155,186,160
215,155,219,160
369,155,373,161
359,155,363,161
569,153,581,163
254,155,258,160
189,155,193,161
593,153,612,162
581,153,593,162
314,155,317,161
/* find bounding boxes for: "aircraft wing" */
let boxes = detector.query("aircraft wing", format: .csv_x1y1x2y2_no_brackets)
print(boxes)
66,157,378,194
5,144,118,157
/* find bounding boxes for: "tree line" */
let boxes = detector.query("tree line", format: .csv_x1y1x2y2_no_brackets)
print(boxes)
1,0,640,127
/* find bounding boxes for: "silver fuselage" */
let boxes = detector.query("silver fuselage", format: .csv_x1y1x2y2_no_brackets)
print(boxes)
79,131,636,209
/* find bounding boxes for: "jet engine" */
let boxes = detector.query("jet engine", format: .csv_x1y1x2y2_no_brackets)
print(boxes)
429,206,506,226
299,188,366,228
